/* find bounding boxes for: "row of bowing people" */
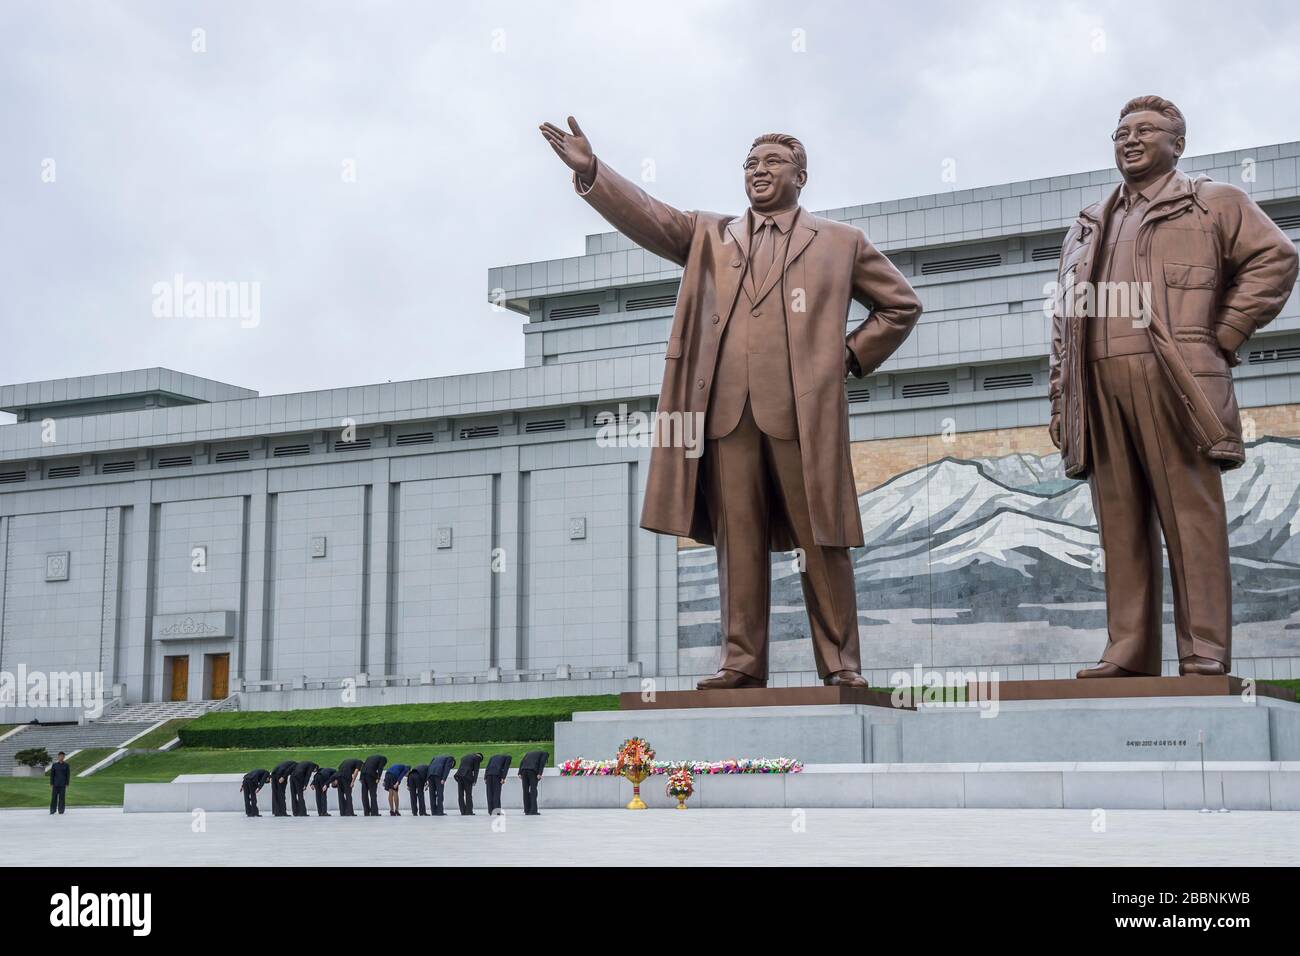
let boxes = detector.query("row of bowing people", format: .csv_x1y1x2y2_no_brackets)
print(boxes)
239,750,549,818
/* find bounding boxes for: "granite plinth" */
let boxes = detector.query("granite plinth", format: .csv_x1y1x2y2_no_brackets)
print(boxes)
967,675,1295,702
619,685,906,710
557,694,1300,764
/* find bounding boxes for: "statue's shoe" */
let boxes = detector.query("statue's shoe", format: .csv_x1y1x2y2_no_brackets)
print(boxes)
1179,656,1227,676
824,670,868,688
1076,661,1145,679
696,669,766,690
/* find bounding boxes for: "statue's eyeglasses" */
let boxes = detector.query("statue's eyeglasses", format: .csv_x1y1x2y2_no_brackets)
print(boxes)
1111,123,1178,144
743,156,795,172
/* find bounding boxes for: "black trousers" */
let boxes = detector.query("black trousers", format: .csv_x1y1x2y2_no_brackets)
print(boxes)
457,779,474,815
520,770,540,814
337,784,355,816
290,780,308,816
360,777,380,816
243,787,260,817
314,787,330,816
485,776,504,814
408,786,427,815
50,785,67,814
430,780,446,815
271,779,289,816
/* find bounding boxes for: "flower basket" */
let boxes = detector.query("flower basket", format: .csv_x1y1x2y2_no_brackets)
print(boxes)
665,766,694,810
614,737,655,810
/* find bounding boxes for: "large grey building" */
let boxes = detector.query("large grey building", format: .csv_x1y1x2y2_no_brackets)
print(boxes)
3,141,1300,719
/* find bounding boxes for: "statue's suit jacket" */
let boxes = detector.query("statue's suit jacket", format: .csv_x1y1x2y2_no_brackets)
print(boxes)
577,161,922,549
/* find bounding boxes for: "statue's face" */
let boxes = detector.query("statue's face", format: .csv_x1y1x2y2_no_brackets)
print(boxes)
744,142,805,212
1113,109,1184,182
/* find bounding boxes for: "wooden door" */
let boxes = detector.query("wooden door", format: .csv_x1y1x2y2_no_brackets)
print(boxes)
169,657,189,701
209,654,229,699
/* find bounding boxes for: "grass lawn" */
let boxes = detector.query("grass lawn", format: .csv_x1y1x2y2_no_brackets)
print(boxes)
0,748,120,809
0,740,552,809
125,718,193,750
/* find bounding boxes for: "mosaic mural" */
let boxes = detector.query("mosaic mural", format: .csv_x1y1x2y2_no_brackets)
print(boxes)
677,430,1300,673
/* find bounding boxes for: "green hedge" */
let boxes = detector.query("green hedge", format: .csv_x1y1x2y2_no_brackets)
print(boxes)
178,695,619,749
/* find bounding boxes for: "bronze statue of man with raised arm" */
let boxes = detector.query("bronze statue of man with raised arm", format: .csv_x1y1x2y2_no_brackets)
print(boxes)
1049,96,1298,679
542,117,922,689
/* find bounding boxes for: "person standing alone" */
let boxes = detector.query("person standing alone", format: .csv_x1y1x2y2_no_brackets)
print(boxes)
49,751,70,814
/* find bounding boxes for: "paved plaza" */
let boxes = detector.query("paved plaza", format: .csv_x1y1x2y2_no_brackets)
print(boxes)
4,807,1299,866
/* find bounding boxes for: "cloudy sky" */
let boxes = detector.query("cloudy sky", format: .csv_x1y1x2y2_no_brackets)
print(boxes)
3,0,1299,411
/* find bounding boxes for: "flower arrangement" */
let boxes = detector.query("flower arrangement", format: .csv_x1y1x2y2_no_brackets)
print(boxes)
665,766,694,809
614,737,656,809
614,737,655,775
559,757,803,777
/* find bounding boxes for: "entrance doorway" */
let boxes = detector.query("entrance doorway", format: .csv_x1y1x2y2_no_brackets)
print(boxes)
168,656,189,702
207,653,230,700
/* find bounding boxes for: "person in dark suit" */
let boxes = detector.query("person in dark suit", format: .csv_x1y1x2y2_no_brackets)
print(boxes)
360,754,387,816
453,752,483,816
289,760,319,817
382,764,410,816
518,750,548,816
334,758,363,816
310,766,336,816
270,760,297,817
48,752,71,815
483,754,512,815
427,755,455,816
406,765,429,816
240,768,271,817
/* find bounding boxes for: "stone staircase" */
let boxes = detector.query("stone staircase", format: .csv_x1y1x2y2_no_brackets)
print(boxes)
0,722,158,774
97,696,236,723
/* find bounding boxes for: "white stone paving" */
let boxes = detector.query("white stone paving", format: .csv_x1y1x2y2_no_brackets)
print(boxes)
4,807,1299,866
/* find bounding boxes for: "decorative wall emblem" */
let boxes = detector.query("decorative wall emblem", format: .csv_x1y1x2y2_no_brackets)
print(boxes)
154,611,237,641
310,535,327,558
159,616,220,637
436,526,453,549
568,517,587,540
45,552,70,582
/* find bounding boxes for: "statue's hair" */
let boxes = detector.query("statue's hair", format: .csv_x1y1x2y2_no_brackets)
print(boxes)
1118,95,1186,138
750,133,807,172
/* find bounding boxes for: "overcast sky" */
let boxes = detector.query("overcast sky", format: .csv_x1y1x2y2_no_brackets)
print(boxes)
3,0,1299,409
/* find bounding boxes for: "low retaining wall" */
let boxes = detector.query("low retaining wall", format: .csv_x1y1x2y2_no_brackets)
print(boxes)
123,762,1300,812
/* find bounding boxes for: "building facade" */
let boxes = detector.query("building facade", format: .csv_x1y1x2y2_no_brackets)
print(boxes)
3,142,1300,717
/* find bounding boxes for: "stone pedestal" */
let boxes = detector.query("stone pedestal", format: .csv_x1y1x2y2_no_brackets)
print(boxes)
555,693,1300,765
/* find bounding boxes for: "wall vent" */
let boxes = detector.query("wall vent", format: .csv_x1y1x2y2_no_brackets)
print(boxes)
920,253,1002,275
394,431,436,446
100,461,137,474
847,385,871,404
272,443,310,458
458,424,499,440
591,409,633,427
157,455,193,469
0,469,27,484
901,381,951,398
213,449,251,463
1248,346,1300,364
47,465,81,479
982,372,1035,390
335,438,371,451
626,293,677,312
549,303,601,320
1030,245,1062,262
1269,213,1300,231
523,419,566,434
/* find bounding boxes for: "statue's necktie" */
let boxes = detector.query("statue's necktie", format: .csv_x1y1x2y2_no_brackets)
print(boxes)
751,218,776,294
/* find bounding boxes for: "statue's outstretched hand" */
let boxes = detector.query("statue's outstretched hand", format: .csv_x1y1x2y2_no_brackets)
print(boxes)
540,116,596,181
